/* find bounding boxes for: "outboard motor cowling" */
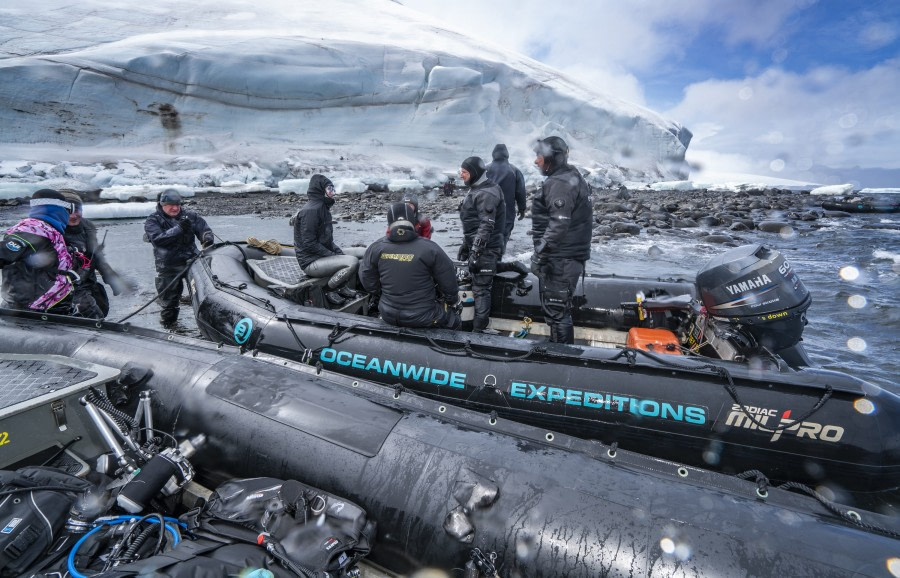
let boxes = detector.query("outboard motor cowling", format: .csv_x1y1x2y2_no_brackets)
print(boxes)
694,244,811,362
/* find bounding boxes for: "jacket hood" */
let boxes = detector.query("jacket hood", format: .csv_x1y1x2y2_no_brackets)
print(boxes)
307,174,334,199
492,144,509,161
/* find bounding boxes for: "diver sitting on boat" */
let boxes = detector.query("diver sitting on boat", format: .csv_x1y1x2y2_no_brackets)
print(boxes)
292,174,360,307
359,202,461,329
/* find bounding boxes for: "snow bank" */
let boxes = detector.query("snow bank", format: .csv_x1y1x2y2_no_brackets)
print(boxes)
82,202,156,219
810,184,855,196
100,185,195,202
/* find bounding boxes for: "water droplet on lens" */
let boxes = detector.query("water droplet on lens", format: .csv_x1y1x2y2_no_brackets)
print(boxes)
847,337,866,352
839,266,860,281
847,294,867,309
853,398,875,415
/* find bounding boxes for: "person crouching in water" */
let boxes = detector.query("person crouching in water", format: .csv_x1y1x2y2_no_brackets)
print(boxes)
293,174,359,307
144,189,215,327
359,202,461,329
0,189,81,315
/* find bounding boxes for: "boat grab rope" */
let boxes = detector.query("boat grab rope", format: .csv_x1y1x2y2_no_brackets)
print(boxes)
421,334,547,362
737,470,900,540
615,347,833,432
209,271,276,313
116,257,198,323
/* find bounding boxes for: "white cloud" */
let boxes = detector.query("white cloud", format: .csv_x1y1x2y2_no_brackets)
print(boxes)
666,60,900,179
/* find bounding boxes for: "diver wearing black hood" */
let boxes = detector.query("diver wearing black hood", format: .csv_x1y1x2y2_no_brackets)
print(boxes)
292,174,360,306
360,202,460,329
531,136,593,344
486,144,527,252
457,156,506,331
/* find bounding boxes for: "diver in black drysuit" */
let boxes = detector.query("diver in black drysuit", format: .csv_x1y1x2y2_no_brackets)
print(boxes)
359,202,460,329
292,174,359,306
531,136,593,344
456,156,506,331
486,143,527,253
61,192,135,318
144,190,214,326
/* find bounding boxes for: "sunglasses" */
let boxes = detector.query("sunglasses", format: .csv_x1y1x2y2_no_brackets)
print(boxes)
326,185,335,193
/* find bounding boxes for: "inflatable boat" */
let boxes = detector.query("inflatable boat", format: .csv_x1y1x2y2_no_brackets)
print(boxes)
187,242,900,501
821,198,900,213
0,309,898,576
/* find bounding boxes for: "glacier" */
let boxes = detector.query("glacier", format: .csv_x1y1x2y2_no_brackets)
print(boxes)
0,0,691,192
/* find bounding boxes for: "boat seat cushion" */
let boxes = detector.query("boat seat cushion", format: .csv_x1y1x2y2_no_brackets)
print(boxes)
247,256,325,291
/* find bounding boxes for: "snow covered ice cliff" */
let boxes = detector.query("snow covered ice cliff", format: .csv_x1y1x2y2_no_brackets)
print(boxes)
0,0,691,193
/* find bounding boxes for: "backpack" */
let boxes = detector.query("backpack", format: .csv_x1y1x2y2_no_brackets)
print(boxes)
0,467,94,577
190,477,375,576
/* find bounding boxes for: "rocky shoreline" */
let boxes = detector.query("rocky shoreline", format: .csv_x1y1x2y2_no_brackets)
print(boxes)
181,185,867,246
1,185,885,246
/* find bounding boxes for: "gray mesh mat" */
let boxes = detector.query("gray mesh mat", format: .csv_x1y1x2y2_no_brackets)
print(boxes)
248,256,308,288
0,359,98,410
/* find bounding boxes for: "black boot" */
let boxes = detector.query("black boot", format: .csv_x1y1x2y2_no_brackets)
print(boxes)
337,286,359,299
325,291,347,307
550,322,575,344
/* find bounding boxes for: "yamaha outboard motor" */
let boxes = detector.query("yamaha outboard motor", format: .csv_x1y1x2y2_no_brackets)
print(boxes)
692,244,812,368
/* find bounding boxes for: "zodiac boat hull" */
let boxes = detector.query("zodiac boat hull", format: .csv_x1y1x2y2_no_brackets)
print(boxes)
0,309,898,576
188,244,900,499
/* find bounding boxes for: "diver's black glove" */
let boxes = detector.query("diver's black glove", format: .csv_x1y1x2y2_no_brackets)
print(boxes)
179,217,192,234
457,243,470,262
518,208,526,221
201,233,214,249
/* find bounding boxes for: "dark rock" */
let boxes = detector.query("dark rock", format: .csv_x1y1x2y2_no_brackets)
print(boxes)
671,218,698,228
611,222,641,235
757,221,793,234
699,234,734,244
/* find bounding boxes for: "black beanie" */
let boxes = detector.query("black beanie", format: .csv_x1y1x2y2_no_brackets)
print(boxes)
461,156,485,185
386,201,415,225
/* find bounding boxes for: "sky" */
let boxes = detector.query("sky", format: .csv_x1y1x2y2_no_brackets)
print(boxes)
403,0,900,187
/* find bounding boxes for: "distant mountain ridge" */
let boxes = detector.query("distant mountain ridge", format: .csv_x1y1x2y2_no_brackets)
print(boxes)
0,0,691,186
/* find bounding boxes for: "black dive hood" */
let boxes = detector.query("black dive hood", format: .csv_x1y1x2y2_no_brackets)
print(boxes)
696,244,811,352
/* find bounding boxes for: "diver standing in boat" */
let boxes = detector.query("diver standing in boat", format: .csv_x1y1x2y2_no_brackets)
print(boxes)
359,202,460,329
486,143,527,253
0,189,79,315
144,189,215,327
293,174,360,307
456,156,506,332
531,136,593,344
61,192,135,318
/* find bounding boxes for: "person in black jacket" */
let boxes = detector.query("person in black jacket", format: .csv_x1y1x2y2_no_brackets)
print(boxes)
0,189,77,313
456,156,505,331
143,189,214,326
60,192,135,318
359,202,460,329
293,174,359,307
531,136,594,344
486,144,527,253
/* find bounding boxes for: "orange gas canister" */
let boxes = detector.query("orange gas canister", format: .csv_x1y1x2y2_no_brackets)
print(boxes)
626,328,682,355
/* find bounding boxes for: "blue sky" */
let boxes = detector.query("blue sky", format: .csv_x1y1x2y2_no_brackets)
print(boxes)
404,0,900,187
